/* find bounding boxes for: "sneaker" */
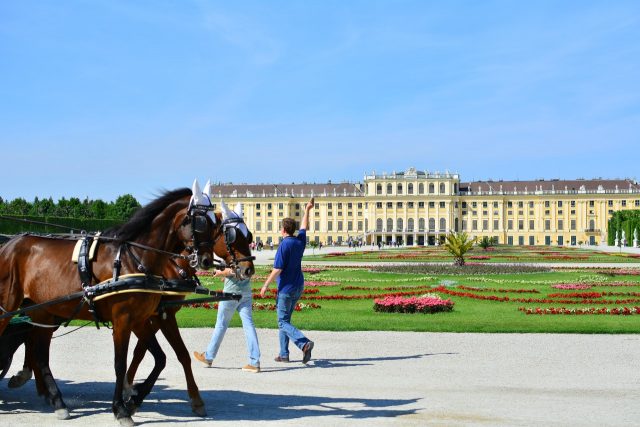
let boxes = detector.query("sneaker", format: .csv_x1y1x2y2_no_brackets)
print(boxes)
242,364,260,373
302,341,314,364
274,355,290,363
193,351,212,367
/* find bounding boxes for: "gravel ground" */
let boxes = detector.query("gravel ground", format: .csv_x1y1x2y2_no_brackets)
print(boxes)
1,328,639,426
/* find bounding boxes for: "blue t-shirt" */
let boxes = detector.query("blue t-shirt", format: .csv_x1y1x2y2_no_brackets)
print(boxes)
273,229,306,294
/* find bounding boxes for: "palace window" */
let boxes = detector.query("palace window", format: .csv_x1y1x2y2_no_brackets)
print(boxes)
408,183,414,194
571,200,576,207
440,202,445,208
483,220,488,230
386,218,393,231
429,218,435,231
376,219,383,232
544,201,550,208
429,202,435,208
376,202,382,208
408,218,414,231
439,183,446,194
507,220,513,230
397,184,403,194
570,219,576,230
429,183,435,194
397,218,404,232
255,221,261,231
376,184,382,195
493,219,499,230
328,222,333,231
608,200,613,207
518,201,524,208
462,202,467,208
529,201,534,208
472,220,478,230
558,201,563,208
419,218,425,231
544,220,551,231
622,200,627,207
494,202,499,208
408,202,414,208
418,183,424,194
518,220,524,230
397,202,403,208
558,220,563,230
338,222,343,231
439,218,446,231
529,220,535,230
387,202,392,208
314,221,320,231
357,221,363,231
387,184,393,194
418,202,424,208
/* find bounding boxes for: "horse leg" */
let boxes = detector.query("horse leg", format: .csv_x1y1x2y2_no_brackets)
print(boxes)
125,326,166,414
30,325,70,420
111,319,134,427
159,312,206,417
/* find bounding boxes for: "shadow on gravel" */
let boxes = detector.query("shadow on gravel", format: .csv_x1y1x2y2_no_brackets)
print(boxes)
1,379,422,423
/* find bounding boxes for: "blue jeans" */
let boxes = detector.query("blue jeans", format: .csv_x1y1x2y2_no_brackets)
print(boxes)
205,290,260,367
277,287,310,358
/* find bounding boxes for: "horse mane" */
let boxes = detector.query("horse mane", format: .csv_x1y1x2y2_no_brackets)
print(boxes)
104,188,191,242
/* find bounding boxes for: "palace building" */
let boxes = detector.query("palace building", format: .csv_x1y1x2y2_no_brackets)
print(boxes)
208,167,640,247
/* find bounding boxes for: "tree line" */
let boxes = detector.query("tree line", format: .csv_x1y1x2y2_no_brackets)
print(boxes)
0,195,141,234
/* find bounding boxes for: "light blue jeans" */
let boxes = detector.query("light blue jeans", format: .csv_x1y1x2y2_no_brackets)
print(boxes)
277,287,310,358
205,290,260,367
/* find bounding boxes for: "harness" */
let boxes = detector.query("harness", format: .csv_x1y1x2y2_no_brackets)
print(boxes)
0,206,248,328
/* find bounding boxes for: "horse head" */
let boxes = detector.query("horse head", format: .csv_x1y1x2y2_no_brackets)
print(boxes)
209,196,255,280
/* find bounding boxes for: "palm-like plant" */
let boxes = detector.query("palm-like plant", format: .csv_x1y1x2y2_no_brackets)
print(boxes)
444,232,476,266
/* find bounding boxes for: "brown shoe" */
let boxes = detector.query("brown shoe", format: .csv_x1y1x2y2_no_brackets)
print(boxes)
242,364,260,373
274,355,290,363
302,341,314,364
193,351,212,367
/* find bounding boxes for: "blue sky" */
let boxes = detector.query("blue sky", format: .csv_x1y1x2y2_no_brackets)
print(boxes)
1,1,639,203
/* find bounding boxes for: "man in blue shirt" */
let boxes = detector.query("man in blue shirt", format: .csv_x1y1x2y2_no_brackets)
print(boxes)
261,198,315,364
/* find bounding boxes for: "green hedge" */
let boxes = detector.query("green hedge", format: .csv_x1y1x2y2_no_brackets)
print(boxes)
0,215,123,235
608,210,640,246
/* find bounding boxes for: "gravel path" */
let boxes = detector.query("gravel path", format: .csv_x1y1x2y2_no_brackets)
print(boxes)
2,328,639,426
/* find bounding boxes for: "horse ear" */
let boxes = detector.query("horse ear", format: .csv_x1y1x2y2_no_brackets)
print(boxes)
191,179,203,206
234,202,243,218
202,179,213,206
220,199,233,220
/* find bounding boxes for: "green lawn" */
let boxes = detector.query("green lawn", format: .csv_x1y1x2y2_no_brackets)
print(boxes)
177,265,640,333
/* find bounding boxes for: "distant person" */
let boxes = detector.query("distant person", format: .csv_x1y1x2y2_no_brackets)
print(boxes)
194,268,261,373
261,197,315,364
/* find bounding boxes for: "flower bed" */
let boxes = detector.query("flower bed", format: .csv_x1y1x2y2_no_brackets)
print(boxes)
374,295,454,314
518,306,640,315
371,264,551,275
185,301,321,311
552,284,593,290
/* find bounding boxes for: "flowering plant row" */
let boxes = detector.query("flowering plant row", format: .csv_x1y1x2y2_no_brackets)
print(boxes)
341,285,434,291
185,302,321,311
374,295,454,314
518,306,640,315
552,284,593,290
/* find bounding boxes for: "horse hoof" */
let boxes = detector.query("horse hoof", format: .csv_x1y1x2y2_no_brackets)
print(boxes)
116,416,135,427
55,408,71,420
8,369,32,388
192,405,207,417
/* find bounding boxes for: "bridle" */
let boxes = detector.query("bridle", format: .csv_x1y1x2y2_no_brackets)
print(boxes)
183,204,217,268
219,215,255,272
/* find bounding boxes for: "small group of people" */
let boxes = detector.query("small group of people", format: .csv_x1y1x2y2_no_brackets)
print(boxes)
193,198,316,373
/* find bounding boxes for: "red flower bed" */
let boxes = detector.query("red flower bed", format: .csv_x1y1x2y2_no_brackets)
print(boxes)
185,302,321,311
468,256,490,260
305,281,340,287
548,292,603,299
374,295,454,314
302,267,326,274
457,285,540,294
552,284,592,290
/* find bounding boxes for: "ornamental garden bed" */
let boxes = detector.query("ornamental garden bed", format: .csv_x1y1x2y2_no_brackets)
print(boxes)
174,265,640,333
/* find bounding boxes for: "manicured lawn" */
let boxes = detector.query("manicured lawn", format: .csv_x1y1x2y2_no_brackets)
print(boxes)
176,265,640,333
303,245,640,263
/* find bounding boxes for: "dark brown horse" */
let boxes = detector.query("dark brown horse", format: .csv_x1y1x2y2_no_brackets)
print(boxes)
0,187,253,426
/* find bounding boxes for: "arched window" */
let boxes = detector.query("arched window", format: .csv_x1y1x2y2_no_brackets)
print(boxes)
408,218,414,231
418,183,424,194
439,183,446,194
453,183,458,194
439,218,446,231
428,218,435,231
429,183,435,194
387,183,393,195
397,183,403,194
397,218,403,232
386,218,393,232
376,218,383,232
408,183,414,194
418,218,425,231
376,184,382,195
454,218,459,232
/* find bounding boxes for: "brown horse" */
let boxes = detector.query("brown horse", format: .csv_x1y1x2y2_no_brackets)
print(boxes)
0,187,252,426
121,199,254,414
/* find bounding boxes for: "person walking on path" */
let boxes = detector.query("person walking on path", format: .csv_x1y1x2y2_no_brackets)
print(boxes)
194,267,261,373
261,197,315,364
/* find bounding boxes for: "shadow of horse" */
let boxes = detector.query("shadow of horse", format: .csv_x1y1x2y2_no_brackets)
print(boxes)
1,379,422,424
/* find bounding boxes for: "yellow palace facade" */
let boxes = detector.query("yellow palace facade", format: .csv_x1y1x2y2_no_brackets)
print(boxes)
209,167,640,247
